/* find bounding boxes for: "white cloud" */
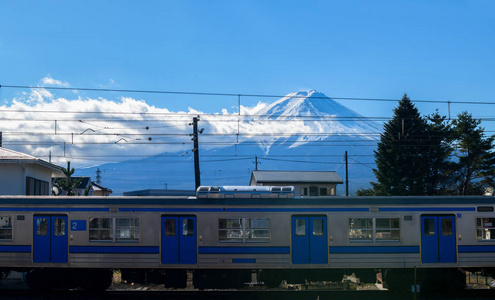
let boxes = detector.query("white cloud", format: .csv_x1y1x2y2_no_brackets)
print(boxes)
40,76,70,87
0,85,379,170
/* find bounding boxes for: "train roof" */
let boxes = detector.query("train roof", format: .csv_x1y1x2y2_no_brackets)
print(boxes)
0,195,494,206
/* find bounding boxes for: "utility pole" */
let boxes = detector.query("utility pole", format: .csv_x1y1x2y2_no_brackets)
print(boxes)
345,151,349,196
191,116,201,190
253,155,261,171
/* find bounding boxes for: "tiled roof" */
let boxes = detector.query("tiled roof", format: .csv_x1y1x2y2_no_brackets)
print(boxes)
0,147,63,173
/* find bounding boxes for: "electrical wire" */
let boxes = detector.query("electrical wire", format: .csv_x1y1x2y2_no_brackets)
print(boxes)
2,84,495,105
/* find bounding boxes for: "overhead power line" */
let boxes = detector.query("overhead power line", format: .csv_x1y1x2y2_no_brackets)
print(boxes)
2,84,495,105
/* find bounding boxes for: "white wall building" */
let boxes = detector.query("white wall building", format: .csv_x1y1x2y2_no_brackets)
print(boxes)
249,170,343,197
0,147,64,195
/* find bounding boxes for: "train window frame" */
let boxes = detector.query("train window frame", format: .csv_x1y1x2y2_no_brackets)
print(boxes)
89,217,140,243
348,217,400,243
476,217,495,241
348,218,373,242
218,218,270,243
0,216,13,241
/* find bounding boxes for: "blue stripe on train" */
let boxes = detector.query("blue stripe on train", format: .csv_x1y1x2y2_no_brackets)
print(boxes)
232,258,256,263
198,246,290,254
458,245,495,253
70,246,159,254
379,207,475,212
0,245,31,253
329,246,420,254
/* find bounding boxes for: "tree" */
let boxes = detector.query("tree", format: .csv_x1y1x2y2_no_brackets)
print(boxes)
449,112,495,195
423,111,454,195
55,161,82,196
372,94,430,195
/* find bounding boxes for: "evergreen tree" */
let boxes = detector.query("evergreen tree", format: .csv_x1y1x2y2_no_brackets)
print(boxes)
449,112,495,195
55,161,82,196
423,111,453,195
372,94,429,195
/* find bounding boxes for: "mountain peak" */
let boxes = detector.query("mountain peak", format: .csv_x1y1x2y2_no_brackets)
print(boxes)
255,90,362,119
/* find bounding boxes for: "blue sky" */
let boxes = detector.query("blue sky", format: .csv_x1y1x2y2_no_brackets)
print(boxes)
1,0,494,122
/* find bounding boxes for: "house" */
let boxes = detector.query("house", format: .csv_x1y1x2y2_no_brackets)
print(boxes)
52,177,113,196
249,170,343,197
91,181,113,196
0,147,64,195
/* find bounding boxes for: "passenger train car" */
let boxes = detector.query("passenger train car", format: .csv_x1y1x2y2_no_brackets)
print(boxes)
0,189,494,290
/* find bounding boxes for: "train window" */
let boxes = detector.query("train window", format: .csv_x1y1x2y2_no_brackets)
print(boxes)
0,217,12,240
219,218,243,242
219,218,270,243
271,187,282,192
282,187,292,192
89,218,113,241
295,219,306,236
182,219,194,237
36,218,48,236
424,219,435,236
441,219,453,236
348,218,372,242
477,218,495,241
54,218,66,236
116,218,140,242
164,219,175,237
90,218,140,242
247,218,270,242
313,219,324,236
375,218,400,241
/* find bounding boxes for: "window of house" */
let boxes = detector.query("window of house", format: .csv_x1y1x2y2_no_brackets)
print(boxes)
301,187,308,196
309,186,318,196
0,217,12,240
90,217,139,242
26,177,49,195
349,217,400,242
477,218,495,241
219,218,270,243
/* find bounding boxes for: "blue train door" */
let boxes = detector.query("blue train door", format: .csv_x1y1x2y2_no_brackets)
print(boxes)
33,215,68,264
291,216,328,264
421,215,456,263
161,216,197,264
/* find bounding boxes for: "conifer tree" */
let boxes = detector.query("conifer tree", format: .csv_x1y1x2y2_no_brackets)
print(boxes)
449,112,495,195
423,111,453,195
372,94,429,195
55,161,82,196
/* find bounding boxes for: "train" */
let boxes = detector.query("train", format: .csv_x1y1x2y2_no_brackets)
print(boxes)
0,187,494,291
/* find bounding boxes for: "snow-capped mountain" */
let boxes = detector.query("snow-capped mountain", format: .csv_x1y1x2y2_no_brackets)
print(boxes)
78,90,382,195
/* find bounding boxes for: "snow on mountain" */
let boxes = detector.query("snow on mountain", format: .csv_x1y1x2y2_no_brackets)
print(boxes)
237,90,380,153
78,90,382,195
